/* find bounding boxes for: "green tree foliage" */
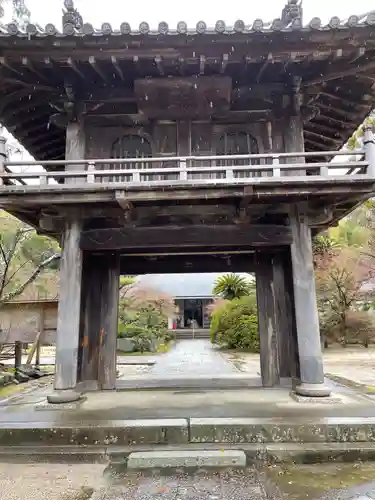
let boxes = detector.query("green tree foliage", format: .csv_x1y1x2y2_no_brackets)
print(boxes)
210,295,259,351
213,273,255,300
347,115,375,150
0,212,60,305
117,285,175,353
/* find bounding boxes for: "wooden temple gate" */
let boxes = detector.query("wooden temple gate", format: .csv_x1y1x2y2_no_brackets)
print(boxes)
0,1,375,402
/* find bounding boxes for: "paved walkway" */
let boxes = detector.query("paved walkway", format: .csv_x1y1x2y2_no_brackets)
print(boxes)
149,340,239,377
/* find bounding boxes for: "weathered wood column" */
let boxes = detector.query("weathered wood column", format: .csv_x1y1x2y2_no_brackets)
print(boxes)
78,253,102,386
65,119,86,182
274,250,300,384
79,253,120,390
283,76,305,175
49,218,83,403
273,252,291,378
98,253,120,390
255,252,280,387
289,206,330,397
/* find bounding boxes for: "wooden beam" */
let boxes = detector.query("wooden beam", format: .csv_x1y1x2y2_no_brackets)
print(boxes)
257,53,273,83
303,58,375,86
304,138,329,150
200,55,206,75
221,54,229,74
303,129,340,145
283,51,297,72
319,89,369,109
120,252,256,274
21,57,48,83
0,87,57,114
89,56,107,82
349,47,366,64
178,57,186,76
303,120,345,138
80,224,293,251
82,87,136,103
155,56,164,76
0,56,24,77
315,101,361,119
315,113,353,128
111,56,124,81
34,137,62,154
67,57,85,80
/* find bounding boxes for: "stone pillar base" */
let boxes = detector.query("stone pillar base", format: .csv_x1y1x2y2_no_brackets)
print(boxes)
47,390,82,404
295,382,331,397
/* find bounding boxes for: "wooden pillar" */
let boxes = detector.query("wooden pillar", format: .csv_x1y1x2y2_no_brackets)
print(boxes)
78,253,102,386
98,253,120,390
14,341,22,376
273,252,291,378
289,205,330,397
177,121,191,156
79,253,120,390
274,250,300,384
283,77,305,175
53,218,83,393
35,308,44,369
65,119,86,182
255,252,280,387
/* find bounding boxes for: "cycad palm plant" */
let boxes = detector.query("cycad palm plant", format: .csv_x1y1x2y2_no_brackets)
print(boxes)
213,273,254,300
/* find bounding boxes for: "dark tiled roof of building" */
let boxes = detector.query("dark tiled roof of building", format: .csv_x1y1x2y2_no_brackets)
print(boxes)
2,12,375,37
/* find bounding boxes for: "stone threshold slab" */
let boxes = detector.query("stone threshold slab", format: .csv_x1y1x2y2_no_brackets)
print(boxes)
1,442,375,465
2,417,375,446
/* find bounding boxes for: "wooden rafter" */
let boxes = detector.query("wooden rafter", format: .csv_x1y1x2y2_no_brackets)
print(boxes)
111,56,124,81
257,53,273,83
67,57,85,79
303,129,340,145
89,56,107,82
221,54,229,74
21,57,49,83
200,55,206,75
154,56,164,76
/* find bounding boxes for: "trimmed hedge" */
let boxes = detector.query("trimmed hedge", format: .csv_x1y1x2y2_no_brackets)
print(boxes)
210,295,259,351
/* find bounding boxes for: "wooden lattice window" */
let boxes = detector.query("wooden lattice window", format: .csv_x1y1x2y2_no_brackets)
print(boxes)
110,134,153,182
217,131,259,178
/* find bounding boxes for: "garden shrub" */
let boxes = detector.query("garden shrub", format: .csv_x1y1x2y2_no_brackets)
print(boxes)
320,309,375,348
210,295,259,351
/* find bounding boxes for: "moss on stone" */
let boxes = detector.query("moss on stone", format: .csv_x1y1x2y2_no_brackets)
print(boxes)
266,463,375,500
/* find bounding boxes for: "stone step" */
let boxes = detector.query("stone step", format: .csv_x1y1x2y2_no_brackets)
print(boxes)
2,442,375,465
126,449,246,469
2,417,375,449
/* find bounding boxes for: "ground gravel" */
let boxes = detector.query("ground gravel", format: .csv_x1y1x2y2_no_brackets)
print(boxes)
0,463,106,500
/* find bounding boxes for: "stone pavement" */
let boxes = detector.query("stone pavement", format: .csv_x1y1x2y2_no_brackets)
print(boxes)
149,340,238,377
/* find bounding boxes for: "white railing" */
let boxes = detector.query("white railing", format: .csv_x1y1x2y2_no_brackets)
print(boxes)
0,150,371,188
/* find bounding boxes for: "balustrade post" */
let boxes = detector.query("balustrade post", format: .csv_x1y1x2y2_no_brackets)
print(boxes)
86,161,95,183
363,124,375,177
0,126,7,186
180,158,187,181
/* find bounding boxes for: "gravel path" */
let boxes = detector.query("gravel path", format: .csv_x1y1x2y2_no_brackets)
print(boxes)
0,463,106,500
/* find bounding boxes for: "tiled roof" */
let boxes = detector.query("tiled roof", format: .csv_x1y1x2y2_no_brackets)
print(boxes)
136,273,251,298
2,12,375,38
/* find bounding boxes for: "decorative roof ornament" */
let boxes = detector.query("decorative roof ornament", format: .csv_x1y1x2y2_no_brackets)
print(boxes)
281,0,303,28
62,0,83,33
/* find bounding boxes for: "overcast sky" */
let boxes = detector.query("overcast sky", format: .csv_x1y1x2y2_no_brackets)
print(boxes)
24,0,375,29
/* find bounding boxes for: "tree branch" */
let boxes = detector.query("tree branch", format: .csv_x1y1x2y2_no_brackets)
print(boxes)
0,252,60,304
